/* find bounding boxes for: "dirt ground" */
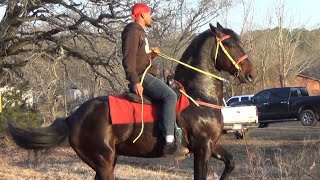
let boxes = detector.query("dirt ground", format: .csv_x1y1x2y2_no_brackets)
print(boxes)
1,121,320,180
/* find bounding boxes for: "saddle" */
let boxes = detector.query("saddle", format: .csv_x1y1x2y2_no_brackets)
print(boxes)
108,76,189,125
122,93,153,105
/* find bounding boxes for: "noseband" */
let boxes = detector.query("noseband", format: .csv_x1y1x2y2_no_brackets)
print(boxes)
214,35,248,73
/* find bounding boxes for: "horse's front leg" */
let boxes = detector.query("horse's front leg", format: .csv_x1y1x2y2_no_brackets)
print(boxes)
212,144,235,180
193,138,212,180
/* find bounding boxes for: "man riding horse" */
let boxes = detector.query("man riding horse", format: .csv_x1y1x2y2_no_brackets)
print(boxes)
121,3,188,157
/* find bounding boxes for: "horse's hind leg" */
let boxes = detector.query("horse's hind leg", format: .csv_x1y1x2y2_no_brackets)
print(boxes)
193,139,212,180
71,136,117,180
93,153,117,180
69,119,117,179
212,144,235,180
93,145,117,180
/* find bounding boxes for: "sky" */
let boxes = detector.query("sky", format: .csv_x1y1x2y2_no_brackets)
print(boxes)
215,0,320,33
0,0,319,33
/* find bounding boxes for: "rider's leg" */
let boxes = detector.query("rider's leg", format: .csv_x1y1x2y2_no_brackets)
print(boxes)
142,73,176,136
142,73,187,156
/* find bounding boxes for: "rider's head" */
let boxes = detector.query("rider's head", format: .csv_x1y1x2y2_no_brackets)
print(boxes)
131,3,152,28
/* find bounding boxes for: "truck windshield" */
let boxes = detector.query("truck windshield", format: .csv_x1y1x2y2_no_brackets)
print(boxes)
227,98,239,106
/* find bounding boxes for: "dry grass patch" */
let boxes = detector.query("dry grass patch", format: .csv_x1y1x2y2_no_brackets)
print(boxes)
1,122,320,179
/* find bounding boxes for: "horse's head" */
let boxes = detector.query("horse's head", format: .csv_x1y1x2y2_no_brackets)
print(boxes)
210,22,254,83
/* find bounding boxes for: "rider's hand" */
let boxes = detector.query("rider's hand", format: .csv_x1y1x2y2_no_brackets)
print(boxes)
149,47,160,58
134,83,143,98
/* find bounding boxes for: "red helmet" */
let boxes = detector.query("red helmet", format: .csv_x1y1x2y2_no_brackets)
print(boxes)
131,3,151,20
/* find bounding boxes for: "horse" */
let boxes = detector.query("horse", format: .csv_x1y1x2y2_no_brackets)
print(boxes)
8,22,253,180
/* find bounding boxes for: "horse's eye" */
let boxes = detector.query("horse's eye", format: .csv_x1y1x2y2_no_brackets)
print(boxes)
225,42,236,48
223,40,236,48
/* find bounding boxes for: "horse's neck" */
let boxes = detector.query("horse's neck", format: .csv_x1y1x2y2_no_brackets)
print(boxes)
175,37,223,105
184,74,223,105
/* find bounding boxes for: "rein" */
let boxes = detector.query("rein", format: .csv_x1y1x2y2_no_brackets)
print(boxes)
179,89,222,109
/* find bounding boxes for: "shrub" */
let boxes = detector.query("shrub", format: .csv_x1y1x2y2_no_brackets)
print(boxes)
0,86,41,139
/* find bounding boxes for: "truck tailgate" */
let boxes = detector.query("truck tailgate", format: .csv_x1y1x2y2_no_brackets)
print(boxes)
221,106,258,123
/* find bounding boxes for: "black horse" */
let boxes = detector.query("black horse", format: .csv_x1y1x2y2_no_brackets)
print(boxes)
8,23,253,180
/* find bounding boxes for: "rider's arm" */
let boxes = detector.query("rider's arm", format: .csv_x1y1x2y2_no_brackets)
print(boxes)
121,29,140,85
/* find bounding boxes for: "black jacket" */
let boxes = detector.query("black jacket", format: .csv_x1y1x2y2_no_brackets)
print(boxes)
121,22,158,85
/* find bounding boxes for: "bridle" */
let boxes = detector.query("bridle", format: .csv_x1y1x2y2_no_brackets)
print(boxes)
214,35,248,74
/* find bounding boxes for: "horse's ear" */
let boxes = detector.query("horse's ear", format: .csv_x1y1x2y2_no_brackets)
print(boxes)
209,23,218,35
217,22,223,29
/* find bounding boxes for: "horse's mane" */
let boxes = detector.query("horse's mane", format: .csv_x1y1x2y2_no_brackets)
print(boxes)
178,27,240,65
174,26,240,104
178,30,213,65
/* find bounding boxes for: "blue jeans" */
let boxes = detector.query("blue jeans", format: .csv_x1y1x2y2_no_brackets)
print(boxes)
142,73,177,136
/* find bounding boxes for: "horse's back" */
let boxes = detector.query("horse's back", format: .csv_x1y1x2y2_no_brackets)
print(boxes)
68,96,111,146
68,95,163,158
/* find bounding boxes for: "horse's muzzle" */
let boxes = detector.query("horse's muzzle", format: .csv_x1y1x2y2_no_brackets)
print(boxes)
235,72,254,83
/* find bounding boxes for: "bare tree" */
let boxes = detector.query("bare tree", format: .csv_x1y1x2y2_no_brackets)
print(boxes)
273,0,317,87
0,0,235,85
0,0,133,93
219,0,320,96
149,0,235,76
22,51,64,122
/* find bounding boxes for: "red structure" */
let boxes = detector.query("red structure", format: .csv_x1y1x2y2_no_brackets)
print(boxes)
288,73,320,96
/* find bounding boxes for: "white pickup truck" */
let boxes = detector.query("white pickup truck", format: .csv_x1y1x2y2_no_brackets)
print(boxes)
221,104,258,139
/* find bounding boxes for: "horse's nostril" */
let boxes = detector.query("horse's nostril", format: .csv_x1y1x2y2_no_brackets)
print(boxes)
246,74,253,82
234,72,239,77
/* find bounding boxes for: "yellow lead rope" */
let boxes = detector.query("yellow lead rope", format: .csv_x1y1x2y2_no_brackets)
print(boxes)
159,53,229,82
179,89,199,106
133,58,152,143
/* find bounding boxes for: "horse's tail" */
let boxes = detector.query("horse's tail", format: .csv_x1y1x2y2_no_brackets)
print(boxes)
8,117,69,150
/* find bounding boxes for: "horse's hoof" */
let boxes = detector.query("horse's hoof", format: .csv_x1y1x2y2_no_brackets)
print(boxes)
174,155,188,161
182,148,189,155
164,154,188,160
164,151,190,161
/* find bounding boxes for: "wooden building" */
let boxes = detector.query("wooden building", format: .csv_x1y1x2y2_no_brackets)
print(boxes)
288,71,320,96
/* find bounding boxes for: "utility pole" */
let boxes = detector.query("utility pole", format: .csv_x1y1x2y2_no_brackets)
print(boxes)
64,64,67,116
60,47,68,117
0,92,2,113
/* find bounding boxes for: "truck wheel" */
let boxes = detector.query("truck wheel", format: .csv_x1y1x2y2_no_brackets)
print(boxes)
235,130,249,140
258,122,269,128
300,109,317,126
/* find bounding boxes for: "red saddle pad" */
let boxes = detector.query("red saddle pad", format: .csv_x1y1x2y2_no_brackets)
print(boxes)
109,88,190,124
